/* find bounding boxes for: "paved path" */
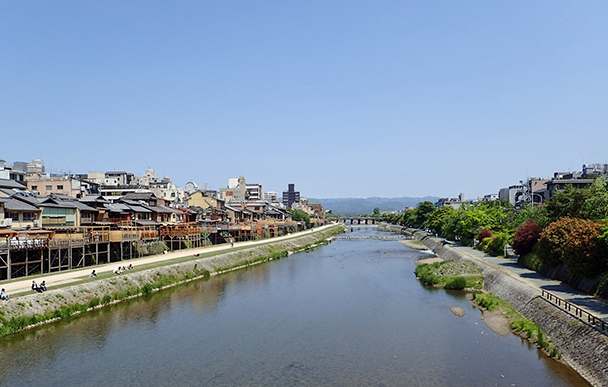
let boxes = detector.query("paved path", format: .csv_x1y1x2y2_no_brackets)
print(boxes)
0,224,338,298
452,245,608,320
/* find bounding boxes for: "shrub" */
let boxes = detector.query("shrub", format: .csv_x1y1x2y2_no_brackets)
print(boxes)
87,297,101,309
537,217,608,277
488,232,512,256
445,276,467,290
479,229,492,240
513,219,540,256
141,283,154,295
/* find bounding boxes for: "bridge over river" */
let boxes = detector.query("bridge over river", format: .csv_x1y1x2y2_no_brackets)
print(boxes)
336,217,383,225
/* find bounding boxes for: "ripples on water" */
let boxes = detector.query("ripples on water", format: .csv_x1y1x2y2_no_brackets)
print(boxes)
0,227,591,386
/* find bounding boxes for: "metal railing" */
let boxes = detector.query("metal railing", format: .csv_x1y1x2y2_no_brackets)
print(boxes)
541,289,607,334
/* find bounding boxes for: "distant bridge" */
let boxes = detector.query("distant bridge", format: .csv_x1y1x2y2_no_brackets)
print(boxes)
336,217,383,225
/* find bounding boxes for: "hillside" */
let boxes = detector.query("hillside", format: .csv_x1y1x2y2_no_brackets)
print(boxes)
310,196,439,215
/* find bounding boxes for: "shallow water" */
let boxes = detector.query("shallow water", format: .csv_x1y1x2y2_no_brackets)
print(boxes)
0,227,591,386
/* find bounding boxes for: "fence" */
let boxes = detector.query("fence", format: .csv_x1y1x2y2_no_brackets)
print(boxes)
541,289,607,334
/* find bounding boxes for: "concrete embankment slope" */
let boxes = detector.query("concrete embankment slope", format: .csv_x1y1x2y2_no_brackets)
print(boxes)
0,225,345,335
386,224,608,387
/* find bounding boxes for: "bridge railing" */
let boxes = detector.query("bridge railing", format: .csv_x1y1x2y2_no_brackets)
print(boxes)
541,289,607,335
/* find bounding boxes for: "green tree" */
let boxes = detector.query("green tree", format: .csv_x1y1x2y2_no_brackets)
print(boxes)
545,185,592,222
414,201,436,226
426,206,455,235
583,176,608,220
373,207,381,216
441,201,511,245
511,203,550,230
290,209,311,228
402,208,417,226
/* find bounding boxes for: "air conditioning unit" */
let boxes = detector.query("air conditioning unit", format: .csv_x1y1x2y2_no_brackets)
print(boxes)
33,220,39,226
0,218,12,227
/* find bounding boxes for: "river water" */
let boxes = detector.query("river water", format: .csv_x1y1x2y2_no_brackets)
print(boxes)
0,227,591,386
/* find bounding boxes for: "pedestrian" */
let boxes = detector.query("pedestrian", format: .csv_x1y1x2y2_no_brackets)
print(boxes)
0,288,9,300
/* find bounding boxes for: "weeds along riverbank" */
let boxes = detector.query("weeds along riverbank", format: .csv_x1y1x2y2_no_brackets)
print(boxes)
0,225,345,338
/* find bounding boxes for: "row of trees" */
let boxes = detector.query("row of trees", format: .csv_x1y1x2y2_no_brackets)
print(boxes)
385,177,608,279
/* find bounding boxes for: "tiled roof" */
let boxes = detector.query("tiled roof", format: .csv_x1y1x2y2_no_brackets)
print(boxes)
0,179,26,190
0,198,40,211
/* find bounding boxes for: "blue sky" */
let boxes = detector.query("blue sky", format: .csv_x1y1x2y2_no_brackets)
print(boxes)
2,1,607,199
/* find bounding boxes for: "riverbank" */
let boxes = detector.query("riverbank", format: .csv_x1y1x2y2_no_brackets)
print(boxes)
399,225,608,387
398,239,428,250
0,224,345,337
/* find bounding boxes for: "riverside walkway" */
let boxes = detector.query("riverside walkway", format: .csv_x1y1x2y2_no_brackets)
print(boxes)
0,224,339,299
451,244,608,320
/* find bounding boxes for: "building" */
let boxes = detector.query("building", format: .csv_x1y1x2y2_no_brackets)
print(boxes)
282,184,300,208
220,176,263,202
26,176,89,198
545,178,595,199
308,201,325,220
435,193,465,209
220,176,246,202
582,163,608,177
0,160,26,183
264,191,279,203
499,185,523,206
246,182,263,201
104,171,136,186
186,190,224,209
0,197,42,229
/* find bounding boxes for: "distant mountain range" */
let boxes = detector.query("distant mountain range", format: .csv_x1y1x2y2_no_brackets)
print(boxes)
309,196,440,216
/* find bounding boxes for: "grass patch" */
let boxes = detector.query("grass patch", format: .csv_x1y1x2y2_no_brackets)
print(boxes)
415,260,483,290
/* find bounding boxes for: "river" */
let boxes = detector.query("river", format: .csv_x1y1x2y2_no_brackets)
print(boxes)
0,227,591,386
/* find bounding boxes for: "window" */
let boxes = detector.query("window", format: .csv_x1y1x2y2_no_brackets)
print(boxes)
46,185,52,190
31,185,38,190
23,212,35,221
57,185,63,190
7,212,19,220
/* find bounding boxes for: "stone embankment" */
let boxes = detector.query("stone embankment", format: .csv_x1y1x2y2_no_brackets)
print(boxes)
0,225,345,336
394,225,608,387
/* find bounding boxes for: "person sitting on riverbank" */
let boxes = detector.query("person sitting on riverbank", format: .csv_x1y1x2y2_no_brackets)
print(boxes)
90,270,97,277
31,280,42,292
0,288,9,300
114,266,122,274
39,281,47,292
127,264,133,270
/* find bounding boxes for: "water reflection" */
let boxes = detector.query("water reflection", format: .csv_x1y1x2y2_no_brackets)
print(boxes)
0,228,592,387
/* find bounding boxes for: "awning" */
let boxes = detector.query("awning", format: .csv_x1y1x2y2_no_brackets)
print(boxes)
136,220,159,226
